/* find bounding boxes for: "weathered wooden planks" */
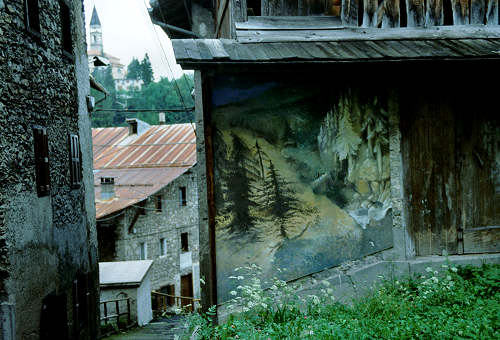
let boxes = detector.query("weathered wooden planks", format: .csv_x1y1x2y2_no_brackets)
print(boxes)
406,0,426,26
486,0,499,24
381,0,401,27
235,16,342,30
463,227,500,253
363,0,378,27
451,0,470,24
471,0,486,24
426,0,444,26
342,0,360,26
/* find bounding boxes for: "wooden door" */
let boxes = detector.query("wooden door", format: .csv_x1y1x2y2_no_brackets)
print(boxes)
180,274,194,310
401,93,500,256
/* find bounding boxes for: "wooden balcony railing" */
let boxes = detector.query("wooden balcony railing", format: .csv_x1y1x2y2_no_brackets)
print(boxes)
151,291,201,313
99,297,134,337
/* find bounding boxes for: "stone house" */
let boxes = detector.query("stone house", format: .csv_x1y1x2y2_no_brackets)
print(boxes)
151,0,500,316
93,119,200,310
0,0,99,338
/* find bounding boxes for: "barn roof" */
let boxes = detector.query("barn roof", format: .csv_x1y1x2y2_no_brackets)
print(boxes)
93,123,196,219
171,26,500,67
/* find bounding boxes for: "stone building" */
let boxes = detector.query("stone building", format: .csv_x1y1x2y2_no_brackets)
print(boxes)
93,119,200,309
0,0,99,339
151,0,500,316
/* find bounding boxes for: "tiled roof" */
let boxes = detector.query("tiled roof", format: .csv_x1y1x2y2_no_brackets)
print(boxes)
93,123,196,219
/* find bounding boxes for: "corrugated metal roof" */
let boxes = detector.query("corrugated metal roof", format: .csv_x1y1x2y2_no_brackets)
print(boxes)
93,123,196,169
171,26,500,66
94,167,191,219
93,123,196,219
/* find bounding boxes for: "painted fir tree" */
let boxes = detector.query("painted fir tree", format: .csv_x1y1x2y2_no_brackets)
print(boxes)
262,160,302,240
224,133,260,240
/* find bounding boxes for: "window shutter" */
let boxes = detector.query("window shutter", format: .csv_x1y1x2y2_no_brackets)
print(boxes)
69,134,81,188
33,126,50,197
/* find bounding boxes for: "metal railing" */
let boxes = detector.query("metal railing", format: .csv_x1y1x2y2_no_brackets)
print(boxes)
152,291,201,313
99,297,134,335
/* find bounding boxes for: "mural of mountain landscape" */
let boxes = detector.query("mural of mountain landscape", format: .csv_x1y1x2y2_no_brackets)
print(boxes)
212,75,394,303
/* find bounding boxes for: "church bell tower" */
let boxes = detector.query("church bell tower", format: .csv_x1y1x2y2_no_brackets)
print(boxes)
89,7,103,55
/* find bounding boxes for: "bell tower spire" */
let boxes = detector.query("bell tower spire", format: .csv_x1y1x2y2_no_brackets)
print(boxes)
89,7,103,55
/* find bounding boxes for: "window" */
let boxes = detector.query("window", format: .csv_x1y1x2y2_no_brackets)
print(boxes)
24,0,41,36
33,125,50,197
156,195,162,212
160,284,175,306
181,232,189,252
179,187,187,206
140,242,147,260
69,134,81,188
159,238,167,256
59,0,73,57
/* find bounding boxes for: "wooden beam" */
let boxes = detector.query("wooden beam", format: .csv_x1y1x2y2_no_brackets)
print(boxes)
426,0,444,26
262,0,269,15
342,0,360,26
380,0,401,27
471,0,486,23
451,0,470,24
407,0,425,26
215,0,229,37
233,0,248,22
486,0,499,24
363,0,378,27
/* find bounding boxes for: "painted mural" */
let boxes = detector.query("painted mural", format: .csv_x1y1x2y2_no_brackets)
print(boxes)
212,76,393,302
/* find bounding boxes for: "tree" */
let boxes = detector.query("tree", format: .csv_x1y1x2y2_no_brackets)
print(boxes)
262,160,302,240
126,58,141,80
139,53,154,86
224,133,260,240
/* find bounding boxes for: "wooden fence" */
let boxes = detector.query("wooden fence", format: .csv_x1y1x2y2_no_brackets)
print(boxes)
151,291,201,313
99,297,133,337
342,0,499,27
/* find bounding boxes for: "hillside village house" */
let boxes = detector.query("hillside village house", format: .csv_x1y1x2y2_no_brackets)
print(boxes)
150,0,500,315
93,119,200,310
0,0,99,338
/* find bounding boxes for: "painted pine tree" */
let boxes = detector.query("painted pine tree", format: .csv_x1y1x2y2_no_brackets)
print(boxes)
262,160,302,240
224,133,260,240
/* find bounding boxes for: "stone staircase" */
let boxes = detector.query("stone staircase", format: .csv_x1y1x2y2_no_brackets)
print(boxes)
102,315,189,340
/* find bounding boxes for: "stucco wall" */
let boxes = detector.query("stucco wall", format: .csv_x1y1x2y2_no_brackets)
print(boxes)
99,171,200,302
0,0,99,338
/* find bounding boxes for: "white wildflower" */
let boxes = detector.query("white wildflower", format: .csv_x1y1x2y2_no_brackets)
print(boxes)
230,290,237,296
451,267,458,272
425,267,433,273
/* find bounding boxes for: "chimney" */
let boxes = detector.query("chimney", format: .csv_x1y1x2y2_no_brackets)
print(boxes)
126,118,150,136
158,112,166,125
100,177,115,200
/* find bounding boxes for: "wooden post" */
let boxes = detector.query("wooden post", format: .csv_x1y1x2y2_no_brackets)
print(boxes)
127,298,131,325
381,0,401,27
262,0,269,15
426,0,444,25
486,0,499,24
451,0,470,24
342,0,360,26
363,0,378,27
406,0,425,26
233,0,248,22
116,300,120,326
103,302,108,325
471,0,486,23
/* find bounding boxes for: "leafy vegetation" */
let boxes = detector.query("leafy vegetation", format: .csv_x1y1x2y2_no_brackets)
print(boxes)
90,55,194,128
184,263,500,339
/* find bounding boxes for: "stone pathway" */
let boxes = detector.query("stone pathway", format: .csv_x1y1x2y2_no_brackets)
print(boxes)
102,315,189,340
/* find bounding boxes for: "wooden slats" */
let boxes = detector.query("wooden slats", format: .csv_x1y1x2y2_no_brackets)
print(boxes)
407,0,426,26
486,0,499,25
172,37,500,64
342,0,360,26
451,0,470,24
426,0,444,26
470,0,486,24
381,0,400,28
363,0,378,27
235,16,342,30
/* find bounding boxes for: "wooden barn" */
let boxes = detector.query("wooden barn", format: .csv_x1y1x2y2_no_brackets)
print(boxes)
151,0,500,311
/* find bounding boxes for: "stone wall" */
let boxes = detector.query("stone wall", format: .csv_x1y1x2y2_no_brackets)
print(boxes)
0,0,99,338
102,170,200,300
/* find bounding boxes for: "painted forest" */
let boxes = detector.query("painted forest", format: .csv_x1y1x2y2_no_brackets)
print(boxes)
212,77,394,302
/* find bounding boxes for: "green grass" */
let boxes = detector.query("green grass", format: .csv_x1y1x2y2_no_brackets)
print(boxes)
184,264,500,339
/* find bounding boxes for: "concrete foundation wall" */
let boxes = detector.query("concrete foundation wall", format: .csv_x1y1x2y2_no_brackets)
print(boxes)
0,0,99,338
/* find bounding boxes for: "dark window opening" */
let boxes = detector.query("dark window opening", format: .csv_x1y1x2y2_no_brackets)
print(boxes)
69,134,81,188
159,238,166,256
140,242,147,259
59,0,73,57
181,232,189,252
160,284,175,306
138,200,146,215
179,186,187,206
247,0,261,16
156,195,162,212
24,0,41,36
73,274,89,337
40,292,68,340
400,0,407,27
33,125,50,197
130,122,138,135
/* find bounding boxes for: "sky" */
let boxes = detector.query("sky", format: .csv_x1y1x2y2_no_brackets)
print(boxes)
83,0,184,80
